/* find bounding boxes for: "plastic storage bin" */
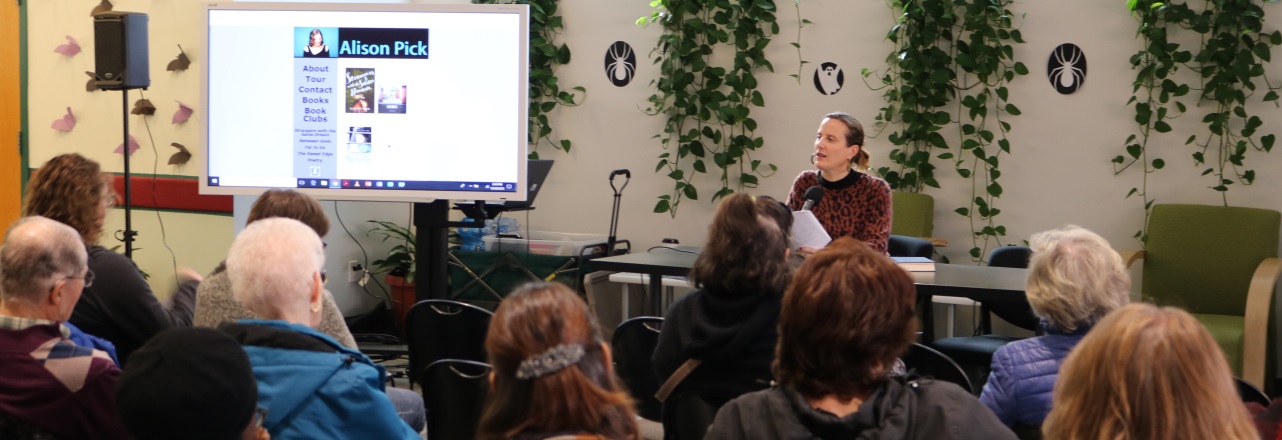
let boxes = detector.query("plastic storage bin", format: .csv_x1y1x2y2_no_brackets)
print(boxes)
483,231,609,257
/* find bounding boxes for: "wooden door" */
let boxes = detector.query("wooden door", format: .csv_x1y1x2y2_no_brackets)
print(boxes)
0,0,19,233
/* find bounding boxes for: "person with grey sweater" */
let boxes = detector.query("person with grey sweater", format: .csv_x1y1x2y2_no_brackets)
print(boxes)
192,189,355,348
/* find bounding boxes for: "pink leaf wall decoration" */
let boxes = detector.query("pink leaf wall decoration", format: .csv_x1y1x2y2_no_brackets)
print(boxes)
51,107,76,132
54,35,81,56
173,101,193,124
115,135,140,156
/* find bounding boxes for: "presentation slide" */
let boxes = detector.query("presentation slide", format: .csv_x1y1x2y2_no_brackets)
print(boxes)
205,8,524,197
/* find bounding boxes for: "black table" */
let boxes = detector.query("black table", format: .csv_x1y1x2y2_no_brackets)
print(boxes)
589,249,1028,338
589,249,699,315
911,264,1027,340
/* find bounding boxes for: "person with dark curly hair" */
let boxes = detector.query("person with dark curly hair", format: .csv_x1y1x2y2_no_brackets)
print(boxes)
24,153,199,365
706,238,1014,440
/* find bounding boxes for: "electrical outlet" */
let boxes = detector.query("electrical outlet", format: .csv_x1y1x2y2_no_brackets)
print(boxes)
348,260,361,283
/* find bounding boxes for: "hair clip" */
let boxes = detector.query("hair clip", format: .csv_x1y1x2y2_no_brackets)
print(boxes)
515,343,585,379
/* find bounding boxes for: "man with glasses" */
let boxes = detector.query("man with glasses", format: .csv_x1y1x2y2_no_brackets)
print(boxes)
0,216,129,439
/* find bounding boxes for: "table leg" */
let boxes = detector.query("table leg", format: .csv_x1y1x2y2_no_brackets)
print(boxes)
649,274,663,316
921,295,936,342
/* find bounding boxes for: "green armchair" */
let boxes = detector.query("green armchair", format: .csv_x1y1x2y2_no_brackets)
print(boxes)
891,192,947,248
1121,204,1282,389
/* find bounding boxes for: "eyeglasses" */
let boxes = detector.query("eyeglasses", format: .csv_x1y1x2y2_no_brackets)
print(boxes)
67,269,95,288
254,406,269,430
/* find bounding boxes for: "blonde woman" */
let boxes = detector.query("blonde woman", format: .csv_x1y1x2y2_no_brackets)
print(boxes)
1044,303,1257,439
979,225,1130,427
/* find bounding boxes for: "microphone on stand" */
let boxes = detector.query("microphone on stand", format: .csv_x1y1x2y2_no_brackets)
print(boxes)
801,186,823,211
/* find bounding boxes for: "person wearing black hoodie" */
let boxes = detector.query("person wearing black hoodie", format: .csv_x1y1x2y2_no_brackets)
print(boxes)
651,193,793,435
705,238,1015,440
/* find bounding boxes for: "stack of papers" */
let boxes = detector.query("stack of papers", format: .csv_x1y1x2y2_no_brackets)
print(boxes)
891,256,936,272
790,211,831,249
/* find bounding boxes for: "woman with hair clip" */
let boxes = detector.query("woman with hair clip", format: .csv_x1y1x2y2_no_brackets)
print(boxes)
786,112,892,254
652,193,793,435
478,282,639,440
1044,303,1257,440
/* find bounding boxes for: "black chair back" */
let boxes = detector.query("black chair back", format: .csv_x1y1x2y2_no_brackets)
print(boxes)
663,392,719,440
902,343,974,393
984,246,1039,331
405,300,494,388
612,316,664,421
424,359,491,440
0,410,58,440
888,235,933,258
1235,376,1271,406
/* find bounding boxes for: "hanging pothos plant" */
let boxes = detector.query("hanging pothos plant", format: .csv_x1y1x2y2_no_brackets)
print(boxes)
640,0,780,216
474,0,585,159
1114,0,1192,244
1117,0,1280,244
866,0,1027,263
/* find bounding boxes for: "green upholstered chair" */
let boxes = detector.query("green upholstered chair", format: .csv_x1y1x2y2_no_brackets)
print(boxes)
891,192,947,247
1121,204,1282,389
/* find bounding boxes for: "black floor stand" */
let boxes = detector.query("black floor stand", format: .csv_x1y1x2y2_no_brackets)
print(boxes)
413,200,514,302
118,91,138,259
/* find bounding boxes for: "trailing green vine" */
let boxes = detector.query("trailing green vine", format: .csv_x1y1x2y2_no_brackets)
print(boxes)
951,0,1027,262
788,1,812,83
864,0,956,193
1117,0,1280,243
1115,0,1191,244
474,0,585,159
866,0,1026,263
640,0,780,216
1182,0,1280,202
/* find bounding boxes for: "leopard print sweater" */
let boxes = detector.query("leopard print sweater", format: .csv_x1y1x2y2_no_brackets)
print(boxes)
787,170,892,254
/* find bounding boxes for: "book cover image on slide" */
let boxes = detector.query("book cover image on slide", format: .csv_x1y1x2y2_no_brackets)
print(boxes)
378,85,408,114
346,68,376,114
348,127,373,154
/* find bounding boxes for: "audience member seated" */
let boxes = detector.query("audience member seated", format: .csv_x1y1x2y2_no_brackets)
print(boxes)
218,218,419,440
116,327,269,440
24,153,198,364
652,194,792,412
0,216,129,439
979,225,1130,428
706,238,1016,440
195,188,356,348
1044,303,1256,439
196,190,424,431
477,282,639,440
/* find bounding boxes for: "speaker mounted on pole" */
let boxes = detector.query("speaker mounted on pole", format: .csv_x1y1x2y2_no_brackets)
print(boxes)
93,12,150,91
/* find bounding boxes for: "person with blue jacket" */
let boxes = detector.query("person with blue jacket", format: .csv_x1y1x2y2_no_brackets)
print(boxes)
219,217,419,440
978,225,1131,428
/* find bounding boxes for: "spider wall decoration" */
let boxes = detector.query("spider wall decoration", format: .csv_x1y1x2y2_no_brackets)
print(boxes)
1047,43,1087,95
604,41,636,87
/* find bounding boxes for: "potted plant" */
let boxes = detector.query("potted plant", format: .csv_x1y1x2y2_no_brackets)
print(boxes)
367,220,416,333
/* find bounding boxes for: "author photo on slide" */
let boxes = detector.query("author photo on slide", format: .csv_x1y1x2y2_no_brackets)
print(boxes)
297,27,337,58
786,112,892,255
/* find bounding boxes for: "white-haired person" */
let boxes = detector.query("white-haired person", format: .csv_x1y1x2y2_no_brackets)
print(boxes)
978,225,1131,429
217,218,418,440
0,216,129,439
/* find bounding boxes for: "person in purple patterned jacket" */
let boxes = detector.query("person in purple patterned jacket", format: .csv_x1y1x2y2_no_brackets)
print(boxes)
0,217,129,439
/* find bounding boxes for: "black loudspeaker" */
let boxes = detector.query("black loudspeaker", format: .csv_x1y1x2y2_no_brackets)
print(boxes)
94,12,150,90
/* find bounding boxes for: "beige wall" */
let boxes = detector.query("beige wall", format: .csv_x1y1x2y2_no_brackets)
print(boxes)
23,0,1282,303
